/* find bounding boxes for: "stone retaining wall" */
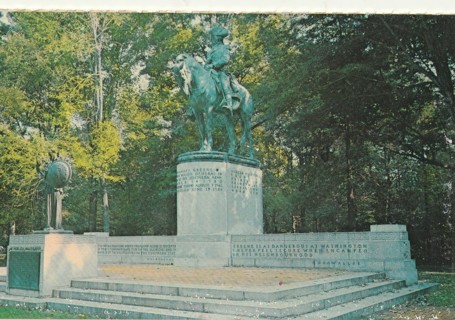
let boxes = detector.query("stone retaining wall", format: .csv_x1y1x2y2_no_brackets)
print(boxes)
231,225,417,285
92,234,177,265
89,225,417,285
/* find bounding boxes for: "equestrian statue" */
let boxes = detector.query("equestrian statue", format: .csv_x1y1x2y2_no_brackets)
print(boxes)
171,25,255,159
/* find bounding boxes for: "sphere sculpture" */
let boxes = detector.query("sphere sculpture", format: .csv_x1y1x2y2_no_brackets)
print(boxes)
45,160,72,189
43,159,72,230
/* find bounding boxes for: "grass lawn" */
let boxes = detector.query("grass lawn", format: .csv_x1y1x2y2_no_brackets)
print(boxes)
419,271,455,307
0,306,95,319
371,270,455,320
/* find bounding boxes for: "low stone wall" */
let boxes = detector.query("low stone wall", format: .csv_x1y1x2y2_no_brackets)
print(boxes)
230,225,417,285
88,225,417,285
91,234,177,265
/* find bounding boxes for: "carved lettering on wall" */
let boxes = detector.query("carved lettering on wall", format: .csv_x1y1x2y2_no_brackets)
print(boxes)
177,167,224,192
98,244,176,257
231,242,368,258
229,170,260,195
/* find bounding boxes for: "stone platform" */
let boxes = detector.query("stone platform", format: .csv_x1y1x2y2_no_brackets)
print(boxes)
0,265,437,319
93,224,419,285
6,233,97,297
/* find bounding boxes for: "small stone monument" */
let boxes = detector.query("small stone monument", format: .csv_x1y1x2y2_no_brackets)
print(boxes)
7,156,97,297
41,158,72,232
172,26,263,266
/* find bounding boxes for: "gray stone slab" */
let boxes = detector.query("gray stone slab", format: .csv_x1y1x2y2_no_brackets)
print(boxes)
47,297,249,320
53,278,407,318
177,161,263,236
96,236,177,265
370,224,407,232
71,279,180,295
69,272,385,302
296,282,438,319
384,259,418,285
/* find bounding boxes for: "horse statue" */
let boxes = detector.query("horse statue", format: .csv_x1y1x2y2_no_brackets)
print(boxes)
171,53,255,159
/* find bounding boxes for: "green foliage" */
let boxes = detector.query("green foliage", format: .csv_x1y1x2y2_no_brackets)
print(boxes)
89,121,122,181
0,125,48,236
0,13,454,267
419,272,455,307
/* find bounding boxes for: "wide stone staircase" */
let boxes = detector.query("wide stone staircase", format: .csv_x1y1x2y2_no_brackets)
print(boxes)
0,271,436,319
0,274,6,293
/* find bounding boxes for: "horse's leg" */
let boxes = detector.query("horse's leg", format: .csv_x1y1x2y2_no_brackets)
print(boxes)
223,112,236,154
205,106,214,151
194,110,206,151
245,117,255,158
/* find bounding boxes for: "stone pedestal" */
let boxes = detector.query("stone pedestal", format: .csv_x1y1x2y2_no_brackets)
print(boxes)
7,233,97,297
175,152,263,266
177,152,263,236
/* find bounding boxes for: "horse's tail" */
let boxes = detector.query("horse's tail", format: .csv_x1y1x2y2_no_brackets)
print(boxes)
238,85,254,116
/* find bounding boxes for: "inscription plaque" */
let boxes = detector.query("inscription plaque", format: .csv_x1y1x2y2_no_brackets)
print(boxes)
177,167,225,193
8,251,41,291
231,242,368,259
98,244,176,264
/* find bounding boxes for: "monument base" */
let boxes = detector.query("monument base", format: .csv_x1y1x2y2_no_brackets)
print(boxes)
7,233,97,297
175,152,263,266
174,235,231,267
176,151,263,236
88,224,419,285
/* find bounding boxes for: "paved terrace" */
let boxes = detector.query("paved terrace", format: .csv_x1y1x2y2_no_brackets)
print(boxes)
97,265,347,288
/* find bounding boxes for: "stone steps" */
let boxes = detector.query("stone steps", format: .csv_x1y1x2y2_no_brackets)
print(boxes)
47,298,249,320
69,272,385,301
53,279,406,318
0,293,246,320
0,275,6,292
0,272,437,319
296,282,437,319
48,271,436,319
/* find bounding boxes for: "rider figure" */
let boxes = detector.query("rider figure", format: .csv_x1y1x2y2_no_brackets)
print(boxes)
205,24,234,113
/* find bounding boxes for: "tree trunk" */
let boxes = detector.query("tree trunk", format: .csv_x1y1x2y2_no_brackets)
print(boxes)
90,13,105,122
89,190,98,232
450,169,455,273
90,13,109,234
345,118,357,230
10,221,15,235
101,178,110,233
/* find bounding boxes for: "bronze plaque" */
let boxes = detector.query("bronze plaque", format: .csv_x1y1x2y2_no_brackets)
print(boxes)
8,251,41,291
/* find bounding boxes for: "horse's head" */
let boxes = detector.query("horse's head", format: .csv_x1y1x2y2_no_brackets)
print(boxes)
171,53,193,96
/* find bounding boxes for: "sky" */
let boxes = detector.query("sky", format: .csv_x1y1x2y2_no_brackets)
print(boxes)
0,0,454,14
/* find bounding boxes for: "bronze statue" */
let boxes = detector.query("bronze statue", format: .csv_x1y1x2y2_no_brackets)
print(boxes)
205,25,234,113
172,25,255,158
38,156,72,230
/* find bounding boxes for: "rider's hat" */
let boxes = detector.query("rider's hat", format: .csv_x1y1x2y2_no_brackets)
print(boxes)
210,24,229,39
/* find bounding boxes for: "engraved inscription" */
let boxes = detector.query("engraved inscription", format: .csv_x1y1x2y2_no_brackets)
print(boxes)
98,244,175,265
177,167,224,192
231,242,368,259
98,244,176,255
9,246,43,251
315,260,364,267
230,170,260,195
